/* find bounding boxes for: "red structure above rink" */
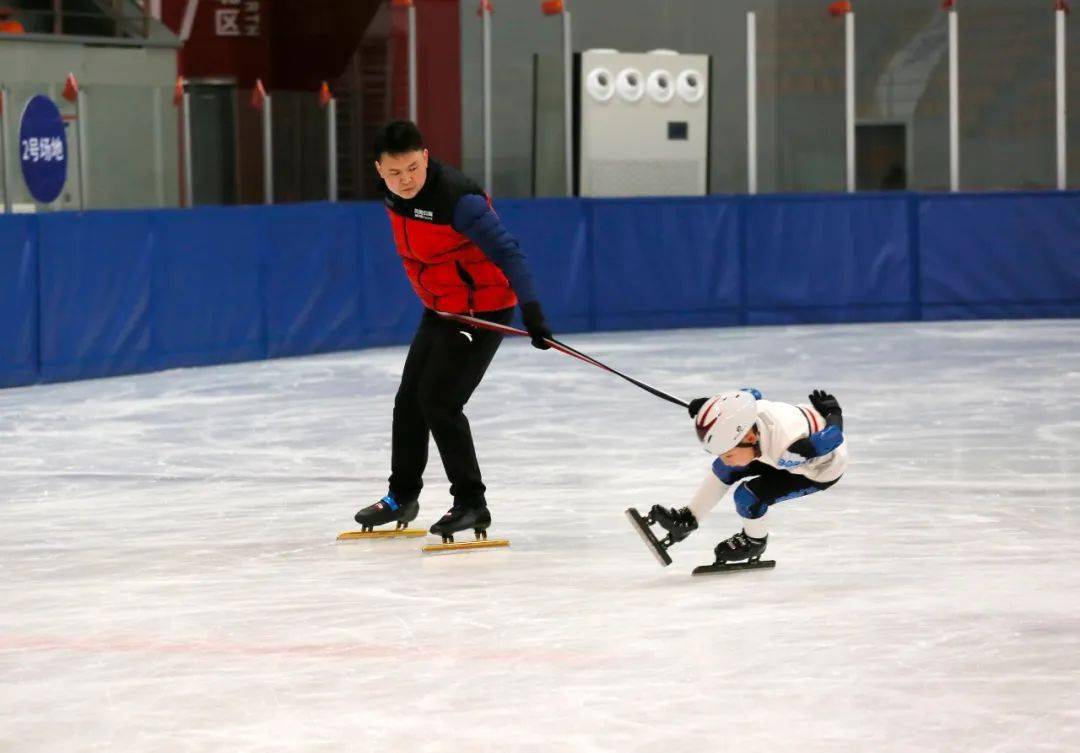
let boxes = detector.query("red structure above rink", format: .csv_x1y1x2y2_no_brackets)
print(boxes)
160,0,462,179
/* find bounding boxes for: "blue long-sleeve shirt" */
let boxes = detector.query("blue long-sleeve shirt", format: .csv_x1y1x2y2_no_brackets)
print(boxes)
452,193,539,305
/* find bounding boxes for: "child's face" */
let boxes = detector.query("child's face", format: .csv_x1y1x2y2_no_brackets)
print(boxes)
718,428,759,467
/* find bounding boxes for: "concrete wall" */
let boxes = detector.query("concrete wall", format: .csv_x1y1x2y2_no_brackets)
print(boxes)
0,38,180,211
459,0,1079,198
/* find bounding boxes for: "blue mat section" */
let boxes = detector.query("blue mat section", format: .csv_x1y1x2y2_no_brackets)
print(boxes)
919,193,1080,320
0,215,38,387
37,211,154,382
0,190,1077,387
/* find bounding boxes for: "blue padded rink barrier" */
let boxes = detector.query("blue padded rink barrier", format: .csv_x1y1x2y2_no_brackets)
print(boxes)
0,192,1078,751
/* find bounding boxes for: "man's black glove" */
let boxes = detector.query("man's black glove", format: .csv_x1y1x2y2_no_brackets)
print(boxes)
687,397,709,419
809,389,842,424
520,301,553,350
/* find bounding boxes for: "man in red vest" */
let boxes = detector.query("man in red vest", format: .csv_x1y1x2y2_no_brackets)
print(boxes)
354,121,553,541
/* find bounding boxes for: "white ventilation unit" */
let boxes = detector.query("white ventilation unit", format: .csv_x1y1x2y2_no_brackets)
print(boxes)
579,50,709,197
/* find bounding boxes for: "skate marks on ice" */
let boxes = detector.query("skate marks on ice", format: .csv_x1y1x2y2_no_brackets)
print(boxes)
3,321,1080,752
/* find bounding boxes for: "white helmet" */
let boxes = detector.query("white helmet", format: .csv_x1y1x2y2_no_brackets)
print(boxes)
694,391,758,455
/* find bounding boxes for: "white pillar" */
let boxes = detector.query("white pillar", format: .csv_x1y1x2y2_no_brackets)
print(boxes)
0,88,10,214
327,97,338,201
948,8,959,192
263,94,273,204
747,11,757,195
1056,8,1067,190
182,89,194,207
845,11,855,193
482,5,493,194
562,10,573,197
408,3,418,123
76,88,89,210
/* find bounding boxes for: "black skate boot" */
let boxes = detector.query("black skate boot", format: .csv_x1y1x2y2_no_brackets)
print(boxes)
713,529,768,563
353,494,419,532
690,529,776,576
428,500,491,544
625,505,698,567
649,505,698,544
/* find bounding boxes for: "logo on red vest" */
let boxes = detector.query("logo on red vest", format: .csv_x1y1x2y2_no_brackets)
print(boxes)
413,208,434,221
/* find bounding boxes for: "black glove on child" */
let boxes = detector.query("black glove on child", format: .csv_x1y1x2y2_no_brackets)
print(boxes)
809,389,841,418
520,301,553,350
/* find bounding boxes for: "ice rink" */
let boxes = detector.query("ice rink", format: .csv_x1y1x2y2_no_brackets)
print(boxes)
1,318,1078,753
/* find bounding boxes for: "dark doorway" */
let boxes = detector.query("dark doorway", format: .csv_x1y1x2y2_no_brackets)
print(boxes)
856,123,907,191
188,82,239,205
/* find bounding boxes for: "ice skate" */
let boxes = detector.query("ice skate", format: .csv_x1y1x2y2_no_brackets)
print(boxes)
691,530,776,576
349,494,420,533
422,501,509,553
626,505,698,566
428,500,491,543
649,505,698,544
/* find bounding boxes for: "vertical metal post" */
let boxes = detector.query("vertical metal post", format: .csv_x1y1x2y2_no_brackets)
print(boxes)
53,0,62,35
152,86,165,206
263,94,273,204
408,3,418,123
328,97,338,201
182,89,194,207
948,7,959,192
0,88,10,214
1056,8,1067,190
76,88,89,210
482,5,492,194
845,11,855,193
747,12,757,195
562,10,573,197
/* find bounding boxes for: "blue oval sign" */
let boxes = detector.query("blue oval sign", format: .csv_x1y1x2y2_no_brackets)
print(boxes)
19,95,68,204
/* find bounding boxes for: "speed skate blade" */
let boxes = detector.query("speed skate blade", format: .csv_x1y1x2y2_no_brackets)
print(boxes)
422,539,510,554
691,560,776,576
337,529,427,541
625,508,672,567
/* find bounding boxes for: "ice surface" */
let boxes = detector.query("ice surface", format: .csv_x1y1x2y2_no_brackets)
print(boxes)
1,319,1078,753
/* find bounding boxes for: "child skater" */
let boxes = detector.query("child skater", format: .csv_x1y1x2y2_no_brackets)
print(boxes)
636,388,847,568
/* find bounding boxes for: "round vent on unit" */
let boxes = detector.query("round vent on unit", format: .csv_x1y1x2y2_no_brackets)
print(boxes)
646,69,674,103
586,67,615,102
615,68,645,102
676,69,705,103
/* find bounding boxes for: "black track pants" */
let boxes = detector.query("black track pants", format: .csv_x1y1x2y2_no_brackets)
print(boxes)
388,306,514,506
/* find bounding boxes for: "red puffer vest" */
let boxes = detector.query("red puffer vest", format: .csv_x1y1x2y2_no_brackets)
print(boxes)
383,160,517,314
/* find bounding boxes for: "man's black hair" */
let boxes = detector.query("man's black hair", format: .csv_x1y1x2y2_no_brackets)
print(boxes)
374,120,425,161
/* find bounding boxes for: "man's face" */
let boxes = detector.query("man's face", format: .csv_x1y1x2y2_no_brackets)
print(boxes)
375,149,429,200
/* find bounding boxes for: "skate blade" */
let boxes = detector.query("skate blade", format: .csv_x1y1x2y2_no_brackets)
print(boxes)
691,560,776,576
421,539,510,554
625,508,672,567
337,529,427,541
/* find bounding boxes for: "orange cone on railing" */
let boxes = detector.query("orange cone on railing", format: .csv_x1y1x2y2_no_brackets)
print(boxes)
318,81,332,108
541,0,564,15
62,73,79,103
251,79,267,111
173,76,185,107
828,1,851,16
